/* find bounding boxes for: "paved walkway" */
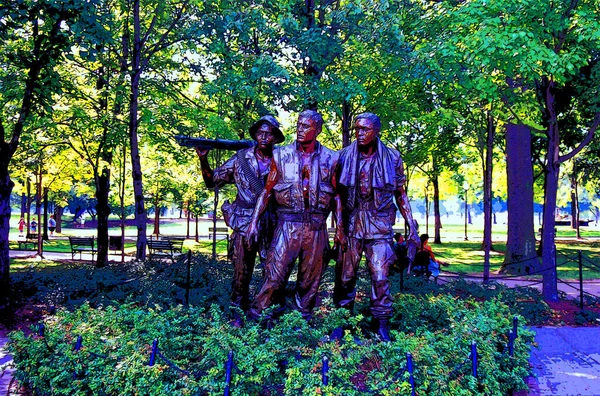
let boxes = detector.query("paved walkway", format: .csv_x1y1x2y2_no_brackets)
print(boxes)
527,327,600,396
439,274,600,300
0,336,15,396
9,249,134,263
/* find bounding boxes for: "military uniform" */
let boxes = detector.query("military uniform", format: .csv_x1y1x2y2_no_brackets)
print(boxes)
334,139,406,321
201,115,284,312
212,147,273,310
250,141,338,320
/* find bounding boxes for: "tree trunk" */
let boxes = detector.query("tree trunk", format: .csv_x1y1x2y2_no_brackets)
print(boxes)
21,192,26,217
43,187,49,241
0,171,15,313
342,100,351,148
186,202,190,238
541,153,560,301
482,112,494,282
26,179,31,234
55,206,64,233
501,123,539,274
575,179,580,239
212,188,219,260
424,187,429,235
433,173,442,244
540,77,563,302
95,169,111,267
119,142,127,263
195,213,199,243
129,0,147,260
153,200,160,236
570,172,577,229
36,166,43,257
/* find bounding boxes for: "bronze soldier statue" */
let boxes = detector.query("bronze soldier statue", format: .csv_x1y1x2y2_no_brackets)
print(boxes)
195,115,284,315
334,112,419,341
247,110,344,321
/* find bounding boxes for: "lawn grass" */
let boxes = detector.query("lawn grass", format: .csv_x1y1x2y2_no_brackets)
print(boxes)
10,216,600,280
431,239,600,280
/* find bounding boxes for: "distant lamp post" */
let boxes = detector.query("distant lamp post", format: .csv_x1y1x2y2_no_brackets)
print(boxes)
463,182,470,241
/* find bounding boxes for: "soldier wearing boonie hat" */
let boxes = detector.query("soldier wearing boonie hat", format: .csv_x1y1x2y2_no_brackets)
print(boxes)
195,115,283,325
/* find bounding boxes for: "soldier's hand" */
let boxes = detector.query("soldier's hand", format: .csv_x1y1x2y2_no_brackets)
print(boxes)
195,147,210,158
246,222,258,248
406,237,419,263
334,226,348,252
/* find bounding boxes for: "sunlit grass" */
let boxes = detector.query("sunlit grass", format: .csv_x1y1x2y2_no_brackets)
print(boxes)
10,217,600,280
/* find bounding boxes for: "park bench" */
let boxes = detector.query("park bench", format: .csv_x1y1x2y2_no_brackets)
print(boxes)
109,235,124,253
18,233,38,250
208,227,230,251
162,236,186,254
68,236,97,261
147,237,184,262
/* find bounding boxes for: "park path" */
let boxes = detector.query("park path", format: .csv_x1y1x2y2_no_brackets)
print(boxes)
439,273,600,302
0,334,15,396
526,327,600,396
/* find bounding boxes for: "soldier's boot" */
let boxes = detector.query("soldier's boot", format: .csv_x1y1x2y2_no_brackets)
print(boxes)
377,319,392,342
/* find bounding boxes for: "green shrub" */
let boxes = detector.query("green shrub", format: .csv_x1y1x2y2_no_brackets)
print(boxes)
574,309,600,325
10,255,235,311
400,277,553,325
9,294,533,396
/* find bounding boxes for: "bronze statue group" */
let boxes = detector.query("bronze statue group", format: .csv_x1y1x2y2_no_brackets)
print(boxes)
195,111,420,342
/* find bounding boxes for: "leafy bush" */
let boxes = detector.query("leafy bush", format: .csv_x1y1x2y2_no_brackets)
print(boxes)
400,276,553,325
10,255,235,311
574,309,600,325
9,294,533,396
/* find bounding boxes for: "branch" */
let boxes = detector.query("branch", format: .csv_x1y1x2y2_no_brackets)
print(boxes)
559,111,600,164
9,11,67,154
553,0,579,53
66,140,91,167
140,3,187,70
140,8,160,49
0,116,5,144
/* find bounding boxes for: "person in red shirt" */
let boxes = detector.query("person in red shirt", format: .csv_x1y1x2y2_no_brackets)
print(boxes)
415,233,448,283
18,217,26,236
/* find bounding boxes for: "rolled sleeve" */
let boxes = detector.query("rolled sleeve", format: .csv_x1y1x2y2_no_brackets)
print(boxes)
212,156,237,187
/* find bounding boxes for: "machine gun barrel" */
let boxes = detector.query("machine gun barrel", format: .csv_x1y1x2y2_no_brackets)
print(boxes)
175,135,256,151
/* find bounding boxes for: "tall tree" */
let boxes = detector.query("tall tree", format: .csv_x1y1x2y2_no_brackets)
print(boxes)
51,0,128,266
121,0,197,259
425,0,599,300
0,0,100,312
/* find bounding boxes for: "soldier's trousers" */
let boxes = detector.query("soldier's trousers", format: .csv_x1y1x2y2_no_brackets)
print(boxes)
229,230,260,311
334,237,396,319
250,220,329,320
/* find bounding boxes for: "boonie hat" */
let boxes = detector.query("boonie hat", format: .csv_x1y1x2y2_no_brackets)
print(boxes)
249,115,284,144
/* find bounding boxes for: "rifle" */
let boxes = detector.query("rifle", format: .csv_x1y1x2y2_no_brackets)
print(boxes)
174,135,256,151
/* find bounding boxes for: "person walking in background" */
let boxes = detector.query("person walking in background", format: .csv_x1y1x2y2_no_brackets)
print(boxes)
18,217,26,236
30,220,37,233
48,214,57,236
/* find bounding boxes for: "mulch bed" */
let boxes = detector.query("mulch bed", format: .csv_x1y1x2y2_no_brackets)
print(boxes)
541,298,600,326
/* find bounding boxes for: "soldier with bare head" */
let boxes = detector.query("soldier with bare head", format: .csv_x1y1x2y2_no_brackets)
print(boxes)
247,110,344,321
334,112,419,341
